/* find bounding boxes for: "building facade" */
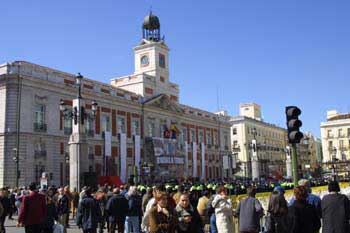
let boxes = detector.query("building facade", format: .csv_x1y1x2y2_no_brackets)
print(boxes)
320,110,350,176
295,132,319,178
0,13,231,187
230,103,288,179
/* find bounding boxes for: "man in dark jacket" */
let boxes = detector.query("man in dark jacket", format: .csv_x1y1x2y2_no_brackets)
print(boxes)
288,186,321,233
77,187,101,233
236,186,263,233
321,181,350,233
106,188,128,233
18,183,47,233
0,189,10,233
57,187,70,233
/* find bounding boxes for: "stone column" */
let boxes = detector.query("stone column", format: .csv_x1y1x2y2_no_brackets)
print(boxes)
69,98,88,192
251,139,259,180
286,146,292,179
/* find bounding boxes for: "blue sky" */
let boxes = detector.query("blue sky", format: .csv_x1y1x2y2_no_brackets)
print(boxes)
0,1,349,137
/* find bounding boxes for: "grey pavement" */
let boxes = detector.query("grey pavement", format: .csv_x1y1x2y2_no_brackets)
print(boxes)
4,217,81,233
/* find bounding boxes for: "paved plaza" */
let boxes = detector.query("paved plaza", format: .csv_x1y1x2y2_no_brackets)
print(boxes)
4,217,81,233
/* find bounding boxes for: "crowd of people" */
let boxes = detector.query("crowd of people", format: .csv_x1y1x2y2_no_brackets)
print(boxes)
0,178,347,233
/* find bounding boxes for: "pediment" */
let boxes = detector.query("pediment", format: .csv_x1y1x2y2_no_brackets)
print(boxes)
143,94,184,114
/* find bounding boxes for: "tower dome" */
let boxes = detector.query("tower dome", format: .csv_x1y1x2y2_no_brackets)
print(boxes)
142,12,161,42
143,13,160,30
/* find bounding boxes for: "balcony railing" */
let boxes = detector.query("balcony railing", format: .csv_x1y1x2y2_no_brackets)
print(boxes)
34,150,47,159
33,123,47,132
86,130,95,137
64,127,72,135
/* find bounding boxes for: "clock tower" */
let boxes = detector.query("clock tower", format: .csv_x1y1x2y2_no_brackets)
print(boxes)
134,12,169,83
112,12,179,101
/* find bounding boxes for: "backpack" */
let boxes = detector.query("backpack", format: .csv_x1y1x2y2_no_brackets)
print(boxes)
205,195,216,220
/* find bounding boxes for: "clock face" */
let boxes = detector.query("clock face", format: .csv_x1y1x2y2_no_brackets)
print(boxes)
141,55,149,66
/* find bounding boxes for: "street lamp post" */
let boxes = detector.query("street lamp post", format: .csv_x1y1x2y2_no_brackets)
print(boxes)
59,73,98,191
251,127,259,180
331,147,337,181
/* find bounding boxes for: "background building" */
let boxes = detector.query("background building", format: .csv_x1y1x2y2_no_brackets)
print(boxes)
0,13,232,187
230,103,288,179
320,110,350,177
295,132,319,178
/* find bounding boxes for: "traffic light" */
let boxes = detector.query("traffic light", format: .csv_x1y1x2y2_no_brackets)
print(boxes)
285,106,303,144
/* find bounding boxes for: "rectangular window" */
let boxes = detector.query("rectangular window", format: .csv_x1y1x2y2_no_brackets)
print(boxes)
148,121,155,137
132,119,139,135
213,132,218,145
232,128,237,135
34,104,45,124
233,140,238,148
206,132,211,145
85,117,94,137
348,128,350,137
102,115,111,132
159,53,166,68
117,117,125,134
327,130,333,138
340,140,344,149
190,129,195,143
181,128,187,144
328,141,333,150
224,133,228,147
339,129,343,137
199,131,204,143
64,117,72,135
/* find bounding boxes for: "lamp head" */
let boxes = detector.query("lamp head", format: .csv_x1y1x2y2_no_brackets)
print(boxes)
76,73,83,85
59,99,66,112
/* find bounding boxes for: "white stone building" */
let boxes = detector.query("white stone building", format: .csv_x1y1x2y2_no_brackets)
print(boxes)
230,103,288,178
321,110,350,162
0,13,231,187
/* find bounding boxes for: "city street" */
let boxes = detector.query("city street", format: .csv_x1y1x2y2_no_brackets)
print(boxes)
4,217,80,233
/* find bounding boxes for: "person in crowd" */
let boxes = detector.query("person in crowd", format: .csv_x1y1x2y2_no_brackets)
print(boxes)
142,185,166,233
95,189,108,233
176,193,203,233
77,187,101,233
17,182,47,233
212,186,234,233
288,186,321,233
124,186,142,233
106,188,128,233
206,189,218,233
142,188,153,214
235,186,263,233
173,186,185,205
8,189,15,220
149,191,178,233
0,189,9,233
71,188,80,219
321,181,350,233
197,190,210,225
41,194,58,233
57,187,70,233
289,179,322,218
266,190,289,233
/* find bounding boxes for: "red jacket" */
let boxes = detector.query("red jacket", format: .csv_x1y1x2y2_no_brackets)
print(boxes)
18,191,47,226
